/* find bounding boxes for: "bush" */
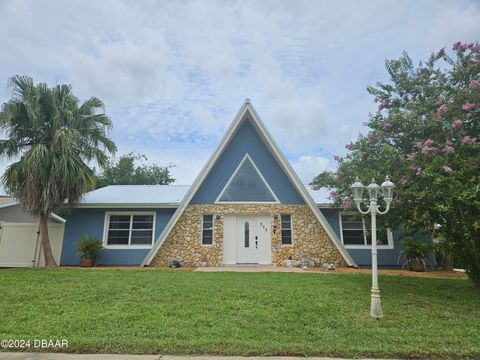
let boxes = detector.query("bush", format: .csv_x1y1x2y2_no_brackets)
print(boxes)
76,235,103,259
399,238,433,271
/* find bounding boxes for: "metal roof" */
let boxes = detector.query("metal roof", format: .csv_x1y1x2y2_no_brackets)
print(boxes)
78,184,331,206
79,185,190,206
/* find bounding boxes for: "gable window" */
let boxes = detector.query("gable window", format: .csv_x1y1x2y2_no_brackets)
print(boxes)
202,215,214,245
216,154,279,203
340,213,393,248
105,212,155,248
281,215,292,245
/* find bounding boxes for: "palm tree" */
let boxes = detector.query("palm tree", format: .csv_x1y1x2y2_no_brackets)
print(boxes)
0,76,116,267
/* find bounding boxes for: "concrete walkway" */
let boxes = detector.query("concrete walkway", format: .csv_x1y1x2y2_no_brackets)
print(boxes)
193,265,334,273
0,353,391,360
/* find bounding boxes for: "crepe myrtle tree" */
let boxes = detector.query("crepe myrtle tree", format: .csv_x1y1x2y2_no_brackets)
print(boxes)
0,76,116,267
312,42,480,286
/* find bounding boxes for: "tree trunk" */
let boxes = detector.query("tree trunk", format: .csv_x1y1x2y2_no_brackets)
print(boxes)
442,252,453,270
39,213,57,268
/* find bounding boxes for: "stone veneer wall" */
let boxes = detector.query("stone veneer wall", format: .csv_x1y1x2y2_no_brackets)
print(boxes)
150,204,347,267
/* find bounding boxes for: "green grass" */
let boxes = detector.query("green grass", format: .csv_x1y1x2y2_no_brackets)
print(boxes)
0,269,479,358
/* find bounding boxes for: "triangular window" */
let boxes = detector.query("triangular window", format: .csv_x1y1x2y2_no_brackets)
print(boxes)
216,155,278,203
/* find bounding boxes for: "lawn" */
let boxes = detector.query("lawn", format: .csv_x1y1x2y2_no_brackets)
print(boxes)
0,268,479,359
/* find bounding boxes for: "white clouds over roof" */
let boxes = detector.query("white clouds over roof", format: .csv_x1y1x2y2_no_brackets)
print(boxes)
1,0,479,186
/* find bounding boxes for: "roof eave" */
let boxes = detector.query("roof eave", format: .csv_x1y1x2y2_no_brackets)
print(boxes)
73,203,180,208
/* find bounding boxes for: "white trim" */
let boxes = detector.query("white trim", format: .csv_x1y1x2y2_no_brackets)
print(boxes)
0,200,17,209
50,213,66,223
102,211,156,249
215,154,280,204
339,212,394,249
201,214,215,246
280,214,293,246
141,101,357,267
0,200,66,223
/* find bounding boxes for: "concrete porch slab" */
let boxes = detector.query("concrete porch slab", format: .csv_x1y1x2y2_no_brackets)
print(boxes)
193,265,323,273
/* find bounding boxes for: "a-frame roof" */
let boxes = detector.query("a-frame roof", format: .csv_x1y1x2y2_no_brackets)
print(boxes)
141,100,356,267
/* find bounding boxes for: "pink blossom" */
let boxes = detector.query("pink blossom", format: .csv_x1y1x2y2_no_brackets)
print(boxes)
378,100,388,111
405,154,415,161
329,190,337,198
435,96,444,106
367,134,375,144
334,155,341,161
451,119,463,129
453,41,468,51
444,145,455,154
340,200,350,210
345,143,353,150
462,136,477,145
470,80,479,89
443,166,453,173
423,139,435,147
438,104,449,113
410,165,422,176
383,122,392,131
336,171,344,180
462,103,475,111
454,42,468,51
432,112,441,123
422,146,437,156
400,178,409,185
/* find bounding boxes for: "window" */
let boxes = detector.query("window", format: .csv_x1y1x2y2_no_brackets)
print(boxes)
340,213,392,248
105,213,155,247
202,215,213,245
244,221,250,247
217,155,278,203
281,215,292,245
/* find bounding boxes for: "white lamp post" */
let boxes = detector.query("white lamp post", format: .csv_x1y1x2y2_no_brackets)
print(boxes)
351,176,395,319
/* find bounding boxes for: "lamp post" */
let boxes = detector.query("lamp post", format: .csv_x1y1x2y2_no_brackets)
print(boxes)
351,176,395,319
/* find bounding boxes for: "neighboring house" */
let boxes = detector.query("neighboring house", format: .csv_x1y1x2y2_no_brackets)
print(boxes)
60,101,427,268
0,197,66,267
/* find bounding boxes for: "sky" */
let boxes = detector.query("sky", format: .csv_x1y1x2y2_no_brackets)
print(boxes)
0,0,479,188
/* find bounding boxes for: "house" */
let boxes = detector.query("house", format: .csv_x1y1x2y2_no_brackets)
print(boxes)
0,196,66,267
60,100,418,268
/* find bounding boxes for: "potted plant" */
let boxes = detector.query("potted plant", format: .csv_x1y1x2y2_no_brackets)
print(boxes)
76,235,103,267
399,238,432,272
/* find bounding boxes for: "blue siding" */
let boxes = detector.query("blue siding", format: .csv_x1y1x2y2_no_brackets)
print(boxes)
60,208,176,266
191,118,304,204
319,208,435,268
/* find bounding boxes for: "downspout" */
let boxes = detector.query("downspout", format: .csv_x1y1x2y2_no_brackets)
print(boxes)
33,223,41,268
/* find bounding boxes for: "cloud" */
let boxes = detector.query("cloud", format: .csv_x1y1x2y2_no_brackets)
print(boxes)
0,0,479,187
427,3,480,51
292,155,332,184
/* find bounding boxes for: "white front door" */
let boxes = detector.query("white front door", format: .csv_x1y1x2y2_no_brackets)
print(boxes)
223,215,272,265
236,216,258,263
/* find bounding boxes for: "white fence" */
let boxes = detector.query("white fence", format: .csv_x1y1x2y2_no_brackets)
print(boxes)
0,222,64,267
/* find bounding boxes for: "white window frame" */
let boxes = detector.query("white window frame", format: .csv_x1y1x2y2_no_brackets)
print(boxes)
280,214,293,246
215,153,280,204
103,211,156,249
201,214,215,246
339,212,393,249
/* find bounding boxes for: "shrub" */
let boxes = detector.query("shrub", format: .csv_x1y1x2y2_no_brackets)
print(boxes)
76,235,103,259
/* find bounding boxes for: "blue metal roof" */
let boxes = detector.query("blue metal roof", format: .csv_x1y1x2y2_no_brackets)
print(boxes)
79,184,330,206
